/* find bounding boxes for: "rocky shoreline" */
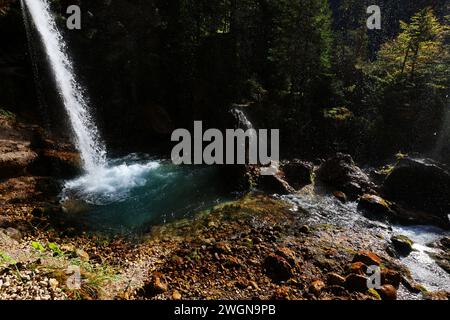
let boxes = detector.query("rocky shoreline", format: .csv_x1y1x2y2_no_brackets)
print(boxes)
1,115,449,300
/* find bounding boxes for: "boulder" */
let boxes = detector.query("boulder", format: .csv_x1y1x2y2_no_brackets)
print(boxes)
383,158,450,223
390,235,413,256
317,153,375,199
280,160,313,190
257,174,294,195
357,194,394,218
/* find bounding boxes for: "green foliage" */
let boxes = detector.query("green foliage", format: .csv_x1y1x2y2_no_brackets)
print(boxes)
267,0,333,93
0,107,15,119
362,8,450,152
323,107,354,121
31,241,46,252
0,251,16,265
372,8,449,85
48,243,64,256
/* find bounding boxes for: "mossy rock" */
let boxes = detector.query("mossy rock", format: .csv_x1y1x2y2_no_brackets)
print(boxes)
391,235,413,256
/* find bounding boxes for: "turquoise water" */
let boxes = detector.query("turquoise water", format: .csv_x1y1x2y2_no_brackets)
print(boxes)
60,155,231,233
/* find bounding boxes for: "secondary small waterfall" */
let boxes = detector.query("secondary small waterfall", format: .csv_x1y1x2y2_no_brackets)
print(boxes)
21,0,106,172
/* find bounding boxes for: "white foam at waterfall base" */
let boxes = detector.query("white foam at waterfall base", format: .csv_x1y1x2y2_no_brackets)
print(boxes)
63,160,160,205
22,0,106,172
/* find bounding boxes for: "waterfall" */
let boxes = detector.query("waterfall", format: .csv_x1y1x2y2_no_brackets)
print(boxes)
21,0,106,172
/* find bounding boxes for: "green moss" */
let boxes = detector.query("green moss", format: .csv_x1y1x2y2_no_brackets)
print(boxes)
368,288,382,300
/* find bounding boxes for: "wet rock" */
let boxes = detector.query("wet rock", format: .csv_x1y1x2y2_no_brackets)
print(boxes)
357,194,394,218
352,251,381,267
257,174,294,195
390,235,413,256
345,274,368,292
381,269,402,288
383,158,450,225
317,153,376,200
280,160,313,190
348,262,367,275
263,254,294,281
326,273,346,286
376,284,397,300
333,191,347,203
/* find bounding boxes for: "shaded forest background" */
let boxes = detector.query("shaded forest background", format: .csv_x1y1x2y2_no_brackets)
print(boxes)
0,0,449,163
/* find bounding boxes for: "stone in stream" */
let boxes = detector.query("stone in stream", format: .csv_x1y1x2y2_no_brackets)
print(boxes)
316,153,376,200
382,157,450,227
280,159,313,190
357,194,394,218
376,284,397,300
390,235,414,256
333,191,347,203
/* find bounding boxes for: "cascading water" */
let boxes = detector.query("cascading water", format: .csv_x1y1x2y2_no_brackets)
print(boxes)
20,0,229,232
21,0,106,172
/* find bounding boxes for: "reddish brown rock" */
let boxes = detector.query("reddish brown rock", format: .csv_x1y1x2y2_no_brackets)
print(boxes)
349,262,368,275
345,274,369,292
309,280,325,297
326,272,346,286
352,251,381,266
381,269,402,288
376,284,397,300
263,254,294,281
